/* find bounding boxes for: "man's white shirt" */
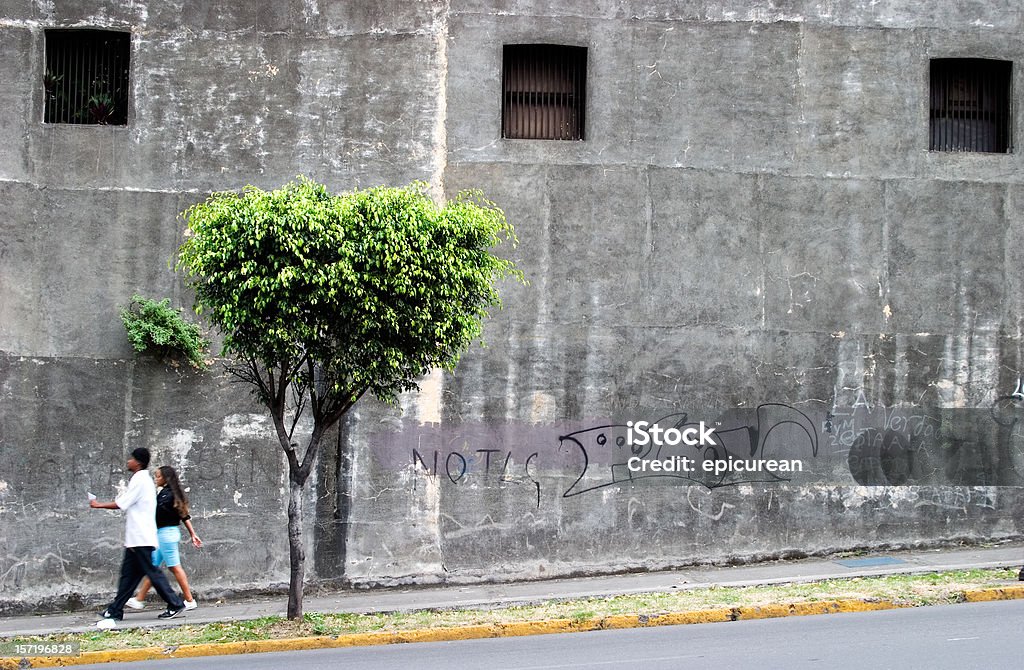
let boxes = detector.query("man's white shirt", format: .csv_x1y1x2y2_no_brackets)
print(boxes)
115,469,158,548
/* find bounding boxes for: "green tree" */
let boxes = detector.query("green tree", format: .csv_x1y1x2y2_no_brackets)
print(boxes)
177,177,521,618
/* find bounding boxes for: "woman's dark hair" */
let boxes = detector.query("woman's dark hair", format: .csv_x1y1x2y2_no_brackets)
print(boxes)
158,465,190,518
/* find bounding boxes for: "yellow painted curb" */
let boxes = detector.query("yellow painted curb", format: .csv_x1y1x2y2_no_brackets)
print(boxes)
962,584,1024,602
734,598,908,620
3,586,1023,668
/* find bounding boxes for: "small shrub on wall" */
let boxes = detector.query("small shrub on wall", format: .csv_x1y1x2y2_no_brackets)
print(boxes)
120,294,208,369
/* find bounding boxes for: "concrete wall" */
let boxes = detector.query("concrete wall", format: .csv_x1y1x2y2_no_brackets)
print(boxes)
2,1,1024,612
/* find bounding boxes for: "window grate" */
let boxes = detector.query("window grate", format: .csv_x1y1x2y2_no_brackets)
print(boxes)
502,44,587,141
44,29,131,126
930,58,1012,153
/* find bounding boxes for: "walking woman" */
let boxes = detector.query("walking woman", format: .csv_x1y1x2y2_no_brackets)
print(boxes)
127,465,202,611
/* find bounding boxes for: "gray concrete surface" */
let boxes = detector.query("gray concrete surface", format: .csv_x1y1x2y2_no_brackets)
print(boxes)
1,541,1021,638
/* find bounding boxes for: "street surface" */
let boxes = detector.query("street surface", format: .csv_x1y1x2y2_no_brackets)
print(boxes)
68,598,1024,669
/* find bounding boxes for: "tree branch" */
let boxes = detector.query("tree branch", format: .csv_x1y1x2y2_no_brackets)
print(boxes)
307,358,321,421
323,387,368,430
288,381,307,441
225,355,272,404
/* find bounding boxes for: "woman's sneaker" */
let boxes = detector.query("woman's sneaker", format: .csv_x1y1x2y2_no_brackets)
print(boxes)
183,599,198,611
126,597,145,610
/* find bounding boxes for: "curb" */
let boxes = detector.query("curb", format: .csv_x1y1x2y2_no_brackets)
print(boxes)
4,585,1024,668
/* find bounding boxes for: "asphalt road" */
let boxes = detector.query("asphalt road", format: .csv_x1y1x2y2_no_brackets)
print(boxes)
69,599,1024,669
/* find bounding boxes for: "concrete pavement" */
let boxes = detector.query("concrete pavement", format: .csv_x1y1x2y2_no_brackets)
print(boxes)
2,541,1022,638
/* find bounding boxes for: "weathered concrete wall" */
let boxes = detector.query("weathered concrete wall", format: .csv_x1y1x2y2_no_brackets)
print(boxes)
2,1,1024,611
0,0,448,612
342,1,1024,584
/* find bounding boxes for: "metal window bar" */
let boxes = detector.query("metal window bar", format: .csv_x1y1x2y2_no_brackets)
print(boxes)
930,58,1011,153
45,29,130,125
503,44,586,140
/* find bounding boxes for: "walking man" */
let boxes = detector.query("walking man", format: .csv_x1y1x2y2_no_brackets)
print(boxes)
90,447,185,628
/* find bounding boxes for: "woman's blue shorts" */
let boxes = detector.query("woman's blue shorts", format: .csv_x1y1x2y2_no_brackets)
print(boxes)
151,526,181,568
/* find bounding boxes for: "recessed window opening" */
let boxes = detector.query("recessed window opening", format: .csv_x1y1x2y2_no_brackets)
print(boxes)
44,29,131,125
930,58,1012,153
502,44,587,141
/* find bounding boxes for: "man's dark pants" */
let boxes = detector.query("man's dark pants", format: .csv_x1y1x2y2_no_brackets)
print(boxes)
105,546,184,619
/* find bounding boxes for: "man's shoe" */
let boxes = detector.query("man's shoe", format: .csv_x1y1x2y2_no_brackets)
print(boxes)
1018,567,1023,581
126,597,145,610
96,609,121,628
157,605,185,619
183,599,198,611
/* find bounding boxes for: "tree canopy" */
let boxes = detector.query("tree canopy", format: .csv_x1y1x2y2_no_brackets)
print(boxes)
180,178,520,407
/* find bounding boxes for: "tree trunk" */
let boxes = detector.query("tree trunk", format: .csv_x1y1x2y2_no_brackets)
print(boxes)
286,477,305,619
314,417,353,579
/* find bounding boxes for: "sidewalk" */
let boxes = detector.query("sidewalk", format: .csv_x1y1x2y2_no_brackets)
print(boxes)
2,542,1022,638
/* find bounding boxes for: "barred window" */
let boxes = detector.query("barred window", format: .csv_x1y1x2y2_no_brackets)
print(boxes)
44,29,130,125
930,58,1012,153
502,44,587,141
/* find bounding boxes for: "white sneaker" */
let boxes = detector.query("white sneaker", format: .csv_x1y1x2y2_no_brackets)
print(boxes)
183,599,198,611
126,597,145,610
96,618,117,629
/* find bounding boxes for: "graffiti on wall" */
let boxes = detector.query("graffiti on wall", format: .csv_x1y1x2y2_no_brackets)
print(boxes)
404,384,1024,506
558,404,819,496
829,387,1024,487
412,446,542,508
407,403,820,507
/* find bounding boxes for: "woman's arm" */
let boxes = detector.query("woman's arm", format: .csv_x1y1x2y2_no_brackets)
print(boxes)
183,518,203,547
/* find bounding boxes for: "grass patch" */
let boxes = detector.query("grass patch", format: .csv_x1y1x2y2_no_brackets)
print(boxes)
2,568,1018,654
